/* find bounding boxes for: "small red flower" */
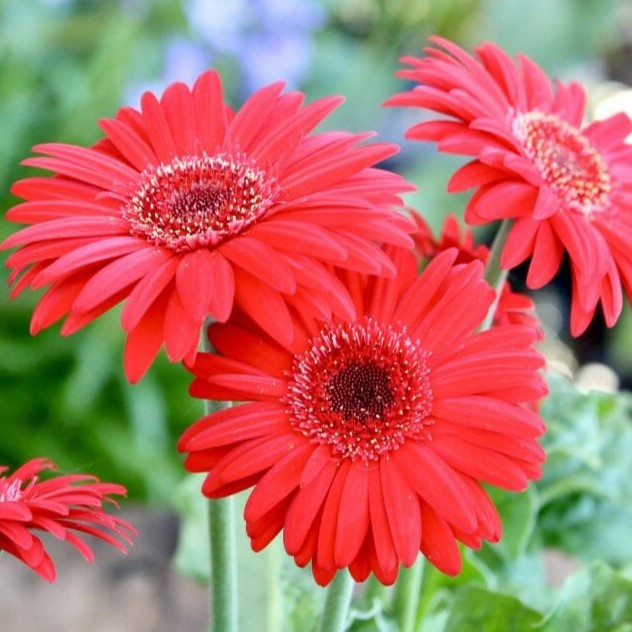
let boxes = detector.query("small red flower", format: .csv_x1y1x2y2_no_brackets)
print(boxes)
0,458,136,582
2,72,415,382
411,212,542,332
388,36,632,335
179,247,547,586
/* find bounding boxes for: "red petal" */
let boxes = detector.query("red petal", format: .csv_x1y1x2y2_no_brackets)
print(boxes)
367,467,398,576
380,457,421,567
175,249,217,322
203,434,300,495
121,256,178,332
396,443,477,534
419,503,462,575
334,463,370,567
431,435,531,490
161,81,197,155
163,288,201,362
252,96,342,163
233,270,294,348
123,291,169,382
526,221,564,288
432,396,545,437
316,460,351,572
532,185,560,220
248,220,348,262
99,118,158,171
73,247,169,313
140,91,178,162
230,82,285,150
1,216,129,249
220,237,297,294
284,458,337,555
207,252,235,322
244,441,313,523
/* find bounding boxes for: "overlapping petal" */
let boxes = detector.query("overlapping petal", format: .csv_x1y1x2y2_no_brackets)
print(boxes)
410,212,542,333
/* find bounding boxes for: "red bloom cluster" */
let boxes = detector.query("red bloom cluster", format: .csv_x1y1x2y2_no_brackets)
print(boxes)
0,458,136,582
410,212,541,332
2,72,414,382
6,44,603,587
179,247,546,585
389,36,632,334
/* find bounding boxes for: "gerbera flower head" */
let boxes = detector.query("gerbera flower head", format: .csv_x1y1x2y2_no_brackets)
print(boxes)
179,246,547,586
0,458,136,582
411,212,542,332
2,72,415,382
388,36,632,335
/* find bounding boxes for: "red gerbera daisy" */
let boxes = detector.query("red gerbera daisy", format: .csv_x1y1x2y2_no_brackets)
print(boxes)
178,247,547,586
411,212,541,332
2,72,415,382
388,36,632,335
0,458,136,582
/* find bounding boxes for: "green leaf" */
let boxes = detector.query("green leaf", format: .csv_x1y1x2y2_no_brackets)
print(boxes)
539,562,632,632
443,586,541,632
488,485,539,561
536,374,632,565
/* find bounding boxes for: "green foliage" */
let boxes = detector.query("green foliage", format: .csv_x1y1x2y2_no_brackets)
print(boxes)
537,374,632,565
442,587,541,632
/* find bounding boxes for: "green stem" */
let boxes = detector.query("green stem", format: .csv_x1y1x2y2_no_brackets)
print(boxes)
364,575,392,611
393,560,424,632
317,570,355,632
480,219,513,331
207,495,237,632
265,540,282,632
203,319,238,632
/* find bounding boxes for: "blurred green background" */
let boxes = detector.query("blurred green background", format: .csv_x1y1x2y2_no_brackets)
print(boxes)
1,0,631,502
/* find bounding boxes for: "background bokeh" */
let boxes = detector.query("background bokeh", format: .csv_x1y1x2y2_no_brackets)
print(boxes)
1,0,631,504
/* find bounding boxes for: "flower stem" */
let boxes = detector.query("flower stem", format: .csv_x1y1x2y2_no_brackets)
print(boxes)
264,539,282,632
207,495,238,632
202,319,238,632
481,219,513,331
393,560,424,632
317,570,355,632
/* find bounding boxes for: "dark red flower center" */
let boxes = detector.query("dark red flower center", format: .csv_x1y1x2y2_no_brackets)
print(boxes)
122,152,278,252
285,318,433,462
513,111,611,215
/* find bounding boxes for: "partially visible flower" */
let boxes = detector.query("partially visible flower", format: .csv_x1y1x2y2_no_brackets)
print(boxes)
0,458,136,582
411,212,542,333
2,72,415,382
388,36,632,335
179,247,547,586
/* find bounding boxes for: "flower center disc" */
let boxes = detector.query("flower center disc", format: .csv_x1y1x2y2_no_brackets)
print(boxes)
513,111,611,215
285,318,433,462
123,152,278,252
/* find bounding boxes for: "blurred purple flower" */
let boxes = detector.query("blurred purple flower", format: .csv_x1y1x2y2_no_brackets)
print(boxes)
125,38,210,108
185,0,249,54
184,0,325,90
163,37,211,84
242,32,314,90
